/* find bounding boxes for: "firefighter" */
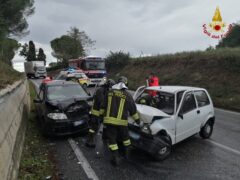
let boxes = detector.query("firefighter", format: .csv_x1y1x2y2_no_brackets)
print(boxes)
85,79,115,148
101,76,140,166
147,72,159,96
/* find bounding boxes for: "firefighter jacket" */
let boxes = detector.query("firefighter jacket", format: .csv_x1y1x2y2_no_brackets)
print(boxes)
90,86,107,117
101,83,139,126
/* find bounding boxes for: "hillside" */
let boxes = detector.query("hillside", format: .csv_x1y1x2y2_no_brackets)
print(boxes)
0,61,23,89
108,48,240,111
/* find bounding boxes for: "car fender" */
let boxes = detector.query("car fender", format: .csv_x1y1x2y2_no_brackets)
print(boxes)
201,113,215,128
150,120,175,145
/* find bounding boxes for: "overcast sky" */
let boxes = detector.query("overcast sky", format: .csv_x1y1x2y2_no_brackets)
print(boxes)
12,0,240,71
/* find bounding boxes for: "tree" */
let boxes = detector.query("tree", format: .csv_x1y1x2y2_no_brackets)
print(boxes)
0,0,35,38
19,43,28,60
68,27,95,54
217,24,240,48
37,48,46,65
0,0,35,66
0,38,19,65
50,27,95,67
27,40,36,61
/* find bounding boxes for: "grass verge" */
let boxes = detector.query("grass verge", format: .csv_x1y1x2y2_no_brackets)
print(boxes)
18,81,57,180
0,61,23,89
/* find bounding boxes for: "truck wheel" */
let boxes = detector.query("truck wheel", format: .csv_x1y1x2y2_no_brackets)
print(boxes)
200,120,213,139
153,135,172,161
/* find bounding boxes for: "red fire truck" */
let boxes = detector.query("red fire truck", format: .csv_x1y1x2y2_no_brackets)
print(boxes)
68,56,107,85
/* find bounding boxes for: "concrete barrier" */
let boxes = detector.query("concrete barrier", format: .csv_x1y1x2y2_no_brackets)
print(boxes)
0,79,30,180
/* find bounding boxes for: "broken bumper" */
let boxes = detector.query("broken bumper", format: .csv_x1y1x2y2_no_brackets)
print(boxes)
128,124,164,154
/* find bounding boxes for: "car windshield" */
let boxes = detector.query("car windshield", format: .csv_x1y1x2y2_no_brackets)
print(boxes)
137,90,175,115
74,73,87,78
47,84,88,101
85,61,105,70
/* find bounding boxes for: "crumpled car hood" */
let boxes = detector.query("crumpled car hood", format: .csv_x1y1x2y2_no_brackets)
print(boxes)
136,104,170,123
46,97,91,111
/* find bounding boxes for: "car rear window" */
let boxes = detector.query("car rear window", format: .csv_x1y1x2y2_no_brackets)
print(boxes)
194,90,210,107
47,84,88,101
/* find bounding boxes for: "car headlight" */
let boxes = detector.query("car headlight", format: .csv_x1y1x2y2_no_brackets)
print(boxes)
47,113,67,120
141,123,151,134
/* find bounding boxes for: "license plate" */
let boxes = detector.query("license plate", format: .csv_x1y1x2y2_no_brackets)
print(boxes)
129,131,140,140
73,120,84,126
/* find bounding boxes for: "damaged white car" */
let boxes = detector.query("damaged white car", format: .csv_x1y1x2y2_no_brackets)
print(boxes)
128,86,215,160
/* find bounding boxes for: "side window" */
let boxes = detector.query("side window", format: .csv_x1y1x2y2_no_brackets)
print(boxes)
181,92,197,114
194,91,210,107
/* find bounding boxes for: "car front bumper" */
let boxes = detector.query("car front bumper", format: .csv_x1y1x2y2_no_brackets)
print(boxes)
45,118,89,136
128,124,166,155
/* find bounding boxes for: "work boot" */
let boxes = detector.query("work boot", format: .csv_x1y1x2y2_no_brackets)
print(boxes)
110,151,120,166
85,133,96,148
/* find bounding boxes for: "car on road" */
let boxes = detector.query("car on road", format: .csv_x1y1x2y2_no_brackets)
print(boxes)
128,86,215,160
55,71,90,88
34,80,92,136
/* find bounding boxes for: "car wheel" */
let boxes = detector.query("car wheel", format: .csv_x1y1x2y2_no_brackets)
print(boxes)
200,120,213,139
153,135,172,161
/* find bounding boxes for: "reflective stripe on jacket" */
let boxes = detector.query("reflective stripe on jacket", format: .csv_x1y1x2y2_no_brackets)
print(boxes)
90,87,106,117
102,89,139,126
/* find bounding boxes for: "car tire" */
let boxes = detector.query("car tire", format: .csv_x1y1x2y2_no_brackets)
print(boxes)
199,120,213,139
153,135,172,161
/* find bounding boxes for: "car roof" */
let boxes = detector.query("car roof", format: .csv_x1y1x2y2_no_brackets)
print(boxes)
44,80,79,86
145,86,206,94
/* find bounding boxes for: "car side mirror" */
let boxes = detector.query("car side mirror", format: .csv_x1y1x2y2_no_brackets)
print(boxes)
33,98,42,103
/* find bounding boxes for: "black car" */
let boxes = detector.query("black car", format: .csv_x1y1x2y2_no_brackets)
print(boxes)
34,80,92,136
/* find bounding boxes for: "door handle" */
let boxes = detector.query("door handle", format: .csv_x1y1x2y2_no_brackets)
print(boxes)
197,110,200,114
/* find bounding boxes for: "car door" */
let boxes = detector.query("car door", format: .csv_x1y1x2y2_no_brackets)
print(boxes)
133,86,146,100
194,90,213,128
37,85,46,119
176,91,200,143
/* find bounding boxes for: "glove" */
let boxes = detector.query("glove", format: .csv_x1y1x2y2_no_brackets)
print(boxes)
135,119,140,125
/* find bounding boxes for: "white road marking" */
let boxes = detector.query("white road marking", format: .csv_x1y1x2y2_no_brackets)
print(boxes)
68,138,99,180
206,139,240,156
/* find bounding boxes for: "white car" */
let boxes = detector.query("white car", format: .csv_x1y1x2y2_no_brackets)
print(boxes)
128,86,215,160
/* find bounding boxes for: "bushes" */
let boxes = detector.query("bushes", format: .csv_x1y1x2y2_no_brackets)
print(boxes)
105,51,130,70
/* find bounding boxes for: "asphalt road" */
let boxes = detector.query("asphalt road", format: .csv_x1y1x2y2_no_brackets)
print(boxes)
31,79,240,180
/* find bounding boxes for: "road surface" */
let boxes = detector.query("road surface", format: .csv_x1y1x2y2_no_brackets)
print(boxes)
31,79,240,180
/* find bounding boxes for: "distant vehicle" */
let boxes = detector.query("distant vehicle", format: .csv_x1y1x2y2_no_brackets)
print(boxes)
24,61,46,78
129,86,215,160
34,80,92,136
68,56,107,85
55,71,90,88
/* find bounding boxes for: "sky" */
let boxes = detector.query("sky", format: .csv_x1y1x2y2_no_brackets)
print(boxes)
12,0,240,71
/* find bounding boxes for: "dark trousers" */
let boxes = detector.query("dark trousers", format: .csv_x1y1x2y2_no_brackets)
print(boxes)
88,115,101,134
105,125,131,151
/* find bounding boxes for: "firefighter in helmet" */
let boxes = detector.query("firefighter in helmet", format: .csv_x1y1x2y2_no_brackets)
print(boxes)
85,79,115,148
101,76,140,166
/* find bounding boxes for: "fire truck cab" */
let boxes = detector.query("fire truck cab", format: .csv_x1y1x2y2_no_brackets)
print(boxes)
68,56,107,85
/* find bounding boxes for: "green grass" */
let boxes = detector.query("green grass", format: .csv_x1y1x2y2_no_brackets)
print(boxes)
0,61,23,89
108,48,240,111
18,82,56,180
